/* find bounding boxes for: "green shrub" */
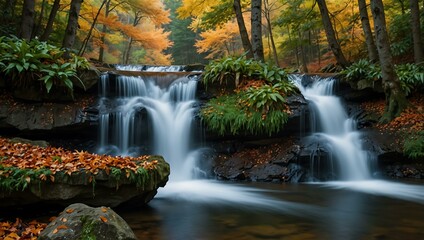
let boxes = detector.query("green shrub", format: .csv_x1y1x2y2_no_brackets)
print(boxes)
342,59,381,83
201,91,291,136
395,63,424,96
0,36,89,96
202,55,290,87
342,59,424,95
201,56,297,136
202,55,261,87
403,131,424,159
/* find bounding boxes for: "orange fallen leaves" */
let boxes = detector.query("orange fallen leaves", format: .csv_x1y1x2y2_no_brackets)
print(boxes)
362,95,424,132
0,137,159,181
99,216,108,223
0,218,47,240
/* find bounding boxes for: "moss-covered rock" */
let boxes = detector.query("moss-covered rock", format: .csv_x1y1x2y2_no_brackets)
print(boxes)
39,203,137,240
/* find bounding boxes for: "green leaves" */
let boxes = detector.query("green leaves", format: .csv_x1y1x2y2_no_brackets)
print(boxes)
201,89,291,136
202,55,291,88
403,131,424,159
342,59,424,96
0,36,89,97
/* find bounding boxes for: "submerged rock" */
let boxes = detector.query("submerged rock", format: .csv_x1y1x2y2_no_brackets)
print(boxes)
39,203,137,240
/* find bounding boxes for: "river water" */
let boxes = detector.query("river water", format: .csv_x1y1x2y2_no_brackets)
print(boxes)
119,181,424,240
99,70,424,240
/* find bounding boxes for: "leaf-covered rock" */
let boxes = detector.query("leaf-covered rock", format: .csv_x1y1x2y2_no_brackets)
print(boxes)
39,203,137,240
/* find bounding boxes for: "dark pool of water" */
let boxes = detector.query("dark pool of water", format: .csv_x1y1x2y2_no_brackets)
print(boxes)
119,181,424,240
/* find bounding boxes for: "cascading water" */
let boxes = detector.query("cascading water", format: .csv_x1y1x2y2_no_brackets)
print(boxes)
97,71,199,181
96,67,324,214
292,75,371,180
293,74,424,203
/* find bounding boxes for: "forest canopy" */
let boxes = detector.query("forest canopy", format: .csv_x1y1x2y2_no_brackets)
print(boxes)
0,0,422,68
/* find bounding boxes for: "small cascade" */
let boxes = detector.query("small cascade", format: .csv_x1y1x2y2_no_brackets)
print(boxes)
97,70,200,181
114,65,184,72
292,75,372,181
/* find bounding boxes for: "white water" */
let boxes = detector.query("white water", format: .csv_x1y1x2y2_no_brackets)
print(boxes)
293,75,370,180
98,72,424,212
293,74,424,204
97,71,324,215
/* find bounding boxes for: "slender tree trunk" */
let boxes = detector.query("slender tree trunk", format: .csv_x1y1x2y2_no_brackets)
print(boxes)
316,0,350,68
233,0,253,59
370,0,408,122
79,0,107,56
264,0,279,66
410,0,424,64
32,0,46,39
40,0,61,41
20,0,36,40
299,31,309,73
124,38,133,64
99,0,111,62
251,0,264,61
358,0,379,62
62,0,83,57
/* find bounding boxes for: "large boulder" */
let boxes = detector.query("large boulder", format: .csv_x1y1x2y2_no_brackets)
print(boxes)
0,155,170,207
39,203,137,240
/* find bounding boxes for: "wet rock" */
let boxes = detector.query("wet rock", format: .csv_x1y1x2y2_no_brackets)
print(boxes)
39,203,137,240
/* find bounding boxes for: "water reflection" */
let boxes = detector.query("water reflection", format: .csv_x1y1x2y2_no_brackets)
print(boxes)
120,182,424,240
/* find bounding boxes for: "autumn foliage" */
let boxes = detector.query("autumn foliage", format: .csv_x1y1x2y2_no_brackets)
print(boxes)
0,218,47,240
0,137,159,191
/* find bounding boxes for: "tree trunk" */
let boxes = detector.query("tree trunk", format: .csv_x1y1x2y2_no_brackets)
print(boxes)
40,0,61,41
251,0,264,61
409,0,424,64
123,38,133,64
316,0,350,68
358,0,379,62
79,0,107,56
233,0,253,59
370,0,408,122
32,0,46,39
62,0,83,57
299,31,309,73
264,0,279,66
98,0,111,62
20,0,35,41
1,0,16,25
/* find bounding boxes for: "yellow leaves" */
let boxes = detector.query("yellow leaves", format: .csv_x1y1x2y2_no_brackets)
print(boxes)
195,20,246,59
177,0,221,19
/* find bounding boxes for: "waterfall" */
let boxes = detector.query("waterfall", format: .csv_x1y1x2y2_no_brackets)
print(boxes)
97,71,199,181
292,75,371,181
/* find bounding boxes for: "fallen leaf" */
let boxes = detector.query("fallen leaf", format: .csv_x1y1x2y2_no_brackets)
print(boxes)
65,209,74,214
57,225,68,230
100,216,108,223
101,207,108,213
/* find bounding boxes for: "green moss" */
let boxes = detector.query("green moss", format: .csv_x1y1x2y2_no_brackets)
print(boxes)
80,216,97,240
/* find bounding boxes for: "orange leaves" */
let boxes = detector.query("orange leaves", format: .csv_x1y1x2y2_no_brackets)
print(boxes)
0,137,158,183
52,225,68,234
99,216,108,223
362,95,424,132
0,218,47,240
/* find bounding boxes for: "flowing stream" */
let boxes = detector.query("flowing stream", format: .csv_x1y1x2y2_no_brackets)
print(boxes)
98,70,424,239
